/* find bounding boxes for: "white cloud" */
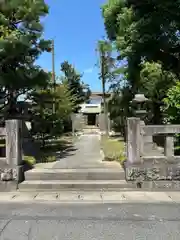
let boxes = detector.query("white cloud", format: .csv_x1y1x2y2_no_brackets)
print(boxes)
84,67,93,74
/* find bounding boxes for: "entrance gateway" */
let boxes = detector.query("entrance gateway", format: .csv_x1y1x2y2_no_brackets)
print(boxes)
80,105,100,127
71,92,111,133
79,92,111,127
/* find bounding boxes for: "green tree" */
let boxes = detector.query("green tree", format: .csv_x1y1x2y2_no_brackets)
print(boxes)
102,0,180,126
30,80,76,145
30,88,56,147
163,82,180,124
108,87,131,137
163,81,180,151
55,81,76,132
102,0,180,78
0,0,51,118
140,62,177,124
61,61,90,112
125,0,180,76
102,1,140,93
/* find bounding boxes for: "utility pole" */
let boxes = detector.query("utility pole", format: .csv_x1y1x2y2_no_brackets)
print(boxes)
97,39,112,136
51,39,56,115
100,51,109,136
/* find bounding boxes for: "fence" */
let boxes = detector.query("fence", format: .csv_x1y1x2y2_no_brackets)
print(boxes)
125,117,180,182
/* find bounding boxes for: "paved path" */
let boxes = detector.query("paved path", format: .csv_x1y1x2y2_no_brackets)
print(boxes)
53,134,114,169
0,202,180,239
0,191,180,203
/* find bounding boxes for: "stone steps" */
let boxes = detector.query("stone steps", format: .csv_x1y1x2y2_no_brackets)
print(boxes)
0,182,17,192
17,167,133,191
82,126,100,134
82,130,100,135
49,165,121,169
25,168,125,181
18,180,135,191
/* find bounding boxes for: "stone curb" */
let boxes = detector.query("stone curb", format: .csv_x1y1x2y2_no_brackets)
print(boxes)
0,191,180,204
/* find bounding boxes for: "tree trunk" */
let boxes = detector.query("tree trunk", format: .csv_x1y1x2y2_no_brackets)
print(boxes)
152,102,162,124
7,91,18,119
152,101,164,146
42,134,46,148
102,80,108,136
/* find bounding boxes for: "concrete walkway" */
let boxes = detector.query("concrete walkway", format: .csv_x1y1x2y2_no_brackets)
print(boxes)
0,191,180,203
52,134,117,169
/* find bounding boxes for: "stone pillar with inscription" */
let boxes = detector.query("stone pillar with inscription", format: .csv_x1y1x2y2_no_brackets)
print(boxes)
5,119,24,182
126,117,141,165
125,117,143,181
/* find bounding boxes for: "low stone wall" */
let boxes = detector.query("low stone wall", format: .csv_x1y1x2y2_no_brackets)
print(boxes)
125,117,180,184
0,168,17,181
126,151,180,182
0,158,24,185
0,165,18,191
126,164,180,181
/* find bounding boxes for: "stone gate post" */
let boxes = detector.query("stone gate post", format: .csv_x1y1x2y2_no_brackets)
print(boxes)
127,117,141,164
6,119,24,182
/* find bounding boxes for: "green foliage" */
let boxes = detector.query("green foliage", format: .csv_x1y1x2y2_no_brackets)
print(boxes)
101,135,126,165
163,81,180,150
23,155,36,166
101,0,180,129
30,87,58,145
102,0,180,75
0,0,51,117
55,81,76,132
61,61,91,112
102,0,126,41
97,40,114,85
29,80,76,145
108,87,132,136
0,1,80,158
140,61,176,98
140,61,177,123
126,0,180,75
163,81,180,124
102,0,180,77
55,81,76,119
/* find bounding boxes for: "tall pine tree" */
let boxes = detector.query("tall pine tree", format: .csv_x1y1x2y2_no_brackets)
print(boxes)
0,0,51,118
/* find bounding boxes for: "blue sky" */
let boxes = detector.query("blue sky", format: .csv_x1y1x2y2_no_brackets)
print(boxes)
37,0,107,91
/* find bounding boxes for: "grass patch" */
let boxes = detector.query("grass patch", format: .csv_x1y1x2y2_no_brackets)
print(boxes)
23,155,36,165
23,154,56,170
100,135,126,165
0,138,5,147
175,145,180,155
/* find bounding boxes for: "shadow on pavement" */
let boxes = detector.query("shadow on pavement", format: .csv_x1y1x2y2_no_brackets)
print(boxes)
34,138,78,163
